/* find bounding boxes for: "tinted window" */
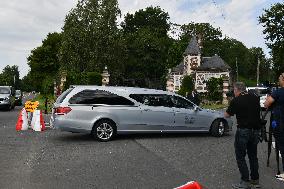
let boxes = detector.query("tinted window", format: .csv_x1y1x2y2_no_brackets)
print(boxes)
171,96,194,109
69,89,134,105
56,88,74,103
129,94,173,107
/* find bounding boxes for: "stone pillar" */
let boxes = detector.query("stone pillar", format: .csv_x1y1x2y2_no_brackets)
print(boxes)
60,71,67,93
53,80,57,98
222,76,229,105
101,66,110,86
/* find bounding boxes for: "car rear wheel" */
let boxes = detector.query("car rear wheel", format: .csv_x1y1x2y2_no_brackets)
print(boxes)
92,120,116,142
211,119,225,137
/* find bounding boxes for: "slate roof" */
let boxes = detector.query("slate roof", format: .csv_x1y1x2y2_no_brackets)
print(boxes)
196,55,231,71
183,36,201,56
171,62,184,74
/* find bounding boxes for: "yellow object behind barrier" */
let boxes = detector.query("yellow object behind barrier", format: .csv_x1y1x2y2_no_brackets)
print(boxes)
24,101,39,112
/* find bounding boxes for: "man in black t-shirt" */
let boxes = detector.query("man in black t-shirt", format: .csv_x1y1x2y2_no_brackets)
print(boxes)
264,73,284,181
225,82,261,189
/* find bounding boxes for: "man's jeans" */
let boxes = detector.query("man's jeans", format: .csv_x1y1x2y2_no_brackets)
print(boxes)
235,128,260,181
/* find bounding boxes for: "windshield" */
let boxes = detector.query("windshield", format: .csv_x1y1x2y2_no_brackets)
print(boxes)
15,90,21,95
0,87,10,94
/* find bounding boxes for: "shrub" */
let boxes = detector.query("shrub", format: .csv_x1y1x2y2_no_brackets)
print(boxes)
206,77,223,101
178,75,194,96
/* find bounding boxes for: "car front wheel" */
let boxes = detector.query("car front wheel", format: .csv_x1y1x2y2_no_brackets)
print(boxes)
92,120,116,142
211,119,226,137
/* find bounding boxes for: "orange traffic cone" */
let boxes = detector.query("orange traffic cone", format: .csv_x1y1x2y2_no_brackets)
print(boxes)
40,110,46,131
175,181,203,189
16,109,23,131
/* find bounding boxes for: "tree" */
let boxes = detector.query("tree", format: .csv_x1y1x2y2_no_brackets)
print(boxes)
60,0,123,84
27,32,62,94
178,75,194,96
0,65,20,89
259,2,284,77
206,77,223,101
180,22,222,41
248,47,272,83
121,6,171,88
21,72,36,92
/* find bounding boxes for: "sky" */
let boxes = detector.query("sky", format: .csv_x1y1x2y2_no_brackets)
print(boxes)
0,0,281,78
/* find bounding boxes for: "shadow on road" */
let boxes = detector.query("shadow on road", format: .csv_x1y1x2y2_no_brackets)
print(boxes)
52,132,232,143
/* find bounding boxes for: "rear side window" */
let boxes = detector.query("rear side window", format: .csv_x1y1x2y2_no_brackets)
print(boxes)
129,94,173,107
69,89,134,105
56,88,74,103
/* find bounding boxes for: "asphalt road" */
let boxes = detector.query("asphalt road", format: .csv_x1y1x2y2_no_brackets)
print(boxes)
0,103,283,188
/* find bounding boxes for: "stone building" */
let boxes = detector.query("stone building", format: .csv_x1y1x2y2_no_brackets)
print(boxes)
166,36,231,93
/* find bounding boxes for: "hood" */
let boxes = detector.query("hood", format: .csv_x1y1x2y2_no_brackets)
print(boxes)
0,94,10,98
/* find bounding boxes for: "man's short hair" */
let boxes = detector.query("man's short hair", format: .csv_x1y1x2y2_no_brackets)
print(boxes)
234,82,246,92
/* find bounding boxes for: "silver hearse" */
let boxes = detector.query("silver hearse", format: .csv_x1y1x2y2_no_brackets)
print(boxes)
52,86,233,141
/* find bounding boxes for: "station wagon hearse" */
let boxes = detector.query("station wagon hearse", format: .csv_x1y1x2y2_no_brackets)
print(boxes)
52,86,233,141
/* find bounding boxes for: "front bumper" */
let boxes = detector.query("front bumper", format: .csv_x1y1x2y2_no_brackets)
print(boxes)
0,101,10,107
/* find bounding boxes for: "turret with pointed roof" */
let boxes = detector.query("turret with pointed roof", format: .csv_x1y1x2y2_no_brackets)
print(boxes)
183,35,201,56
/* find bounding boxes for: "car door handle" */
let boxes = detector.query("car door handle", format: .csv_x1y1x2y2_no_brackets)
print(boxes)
143,109,151,111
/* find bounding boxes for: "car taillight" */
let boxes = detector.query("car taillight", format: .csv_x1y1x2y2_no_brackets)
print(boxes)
54,107,72,115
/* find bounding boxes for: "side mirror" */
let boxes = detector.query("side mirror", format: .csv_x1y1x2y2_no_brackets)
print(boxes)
194,106,199,111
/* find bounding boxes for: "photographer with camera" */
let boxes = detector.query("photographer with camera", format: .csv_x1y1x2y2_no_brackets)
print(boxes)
264,73,284,181
225,82,261,189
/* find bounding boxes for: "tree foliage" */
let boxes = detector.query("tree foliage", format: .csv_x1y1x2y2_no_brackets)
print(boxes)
122,6,171,88
60,0,123,77
259,2,284,77
22,2,274,93
206,77,223,101
0,65,20,89
178,75,194,96
27,32,62,94
21,72,36,92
